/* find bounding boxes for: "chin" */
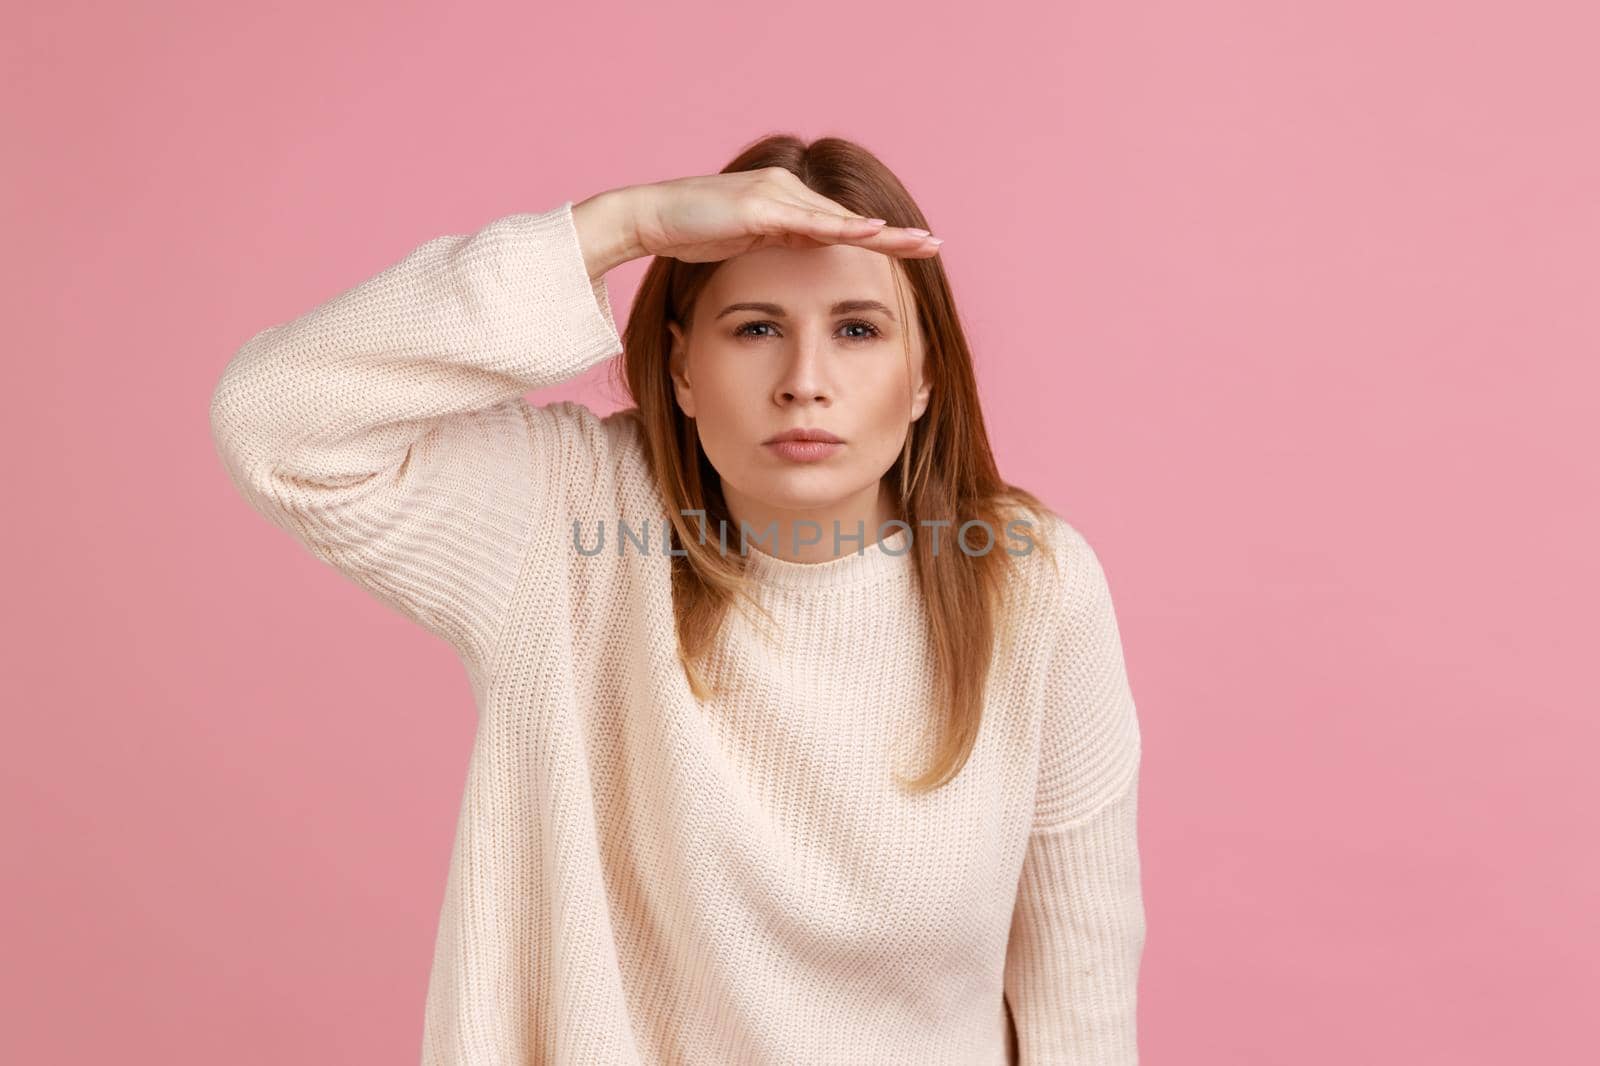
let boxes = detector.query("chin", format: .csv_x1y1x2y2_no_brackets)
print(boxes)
728,472,849,511
752,484,848,512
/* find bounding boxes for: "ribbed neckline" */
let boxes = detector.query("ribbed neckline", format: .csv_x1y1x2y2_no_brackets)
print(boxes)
740,525,913,590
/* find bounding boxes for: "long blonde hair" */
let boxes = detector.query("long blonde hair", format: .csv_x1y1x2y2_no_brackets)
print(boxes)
605,133,1059,794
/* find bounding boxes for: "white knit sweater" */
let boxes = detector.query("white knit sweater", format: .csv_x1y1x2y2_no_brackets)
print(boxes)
208,200,1145,1065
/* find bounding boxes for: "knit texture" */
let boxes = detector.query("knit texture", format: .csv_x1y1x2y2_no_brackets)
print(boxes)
209,200,1146,1065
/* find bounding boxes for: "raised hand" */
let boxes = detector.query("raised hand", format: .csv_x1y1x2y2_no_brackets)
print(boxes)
572,168,942,279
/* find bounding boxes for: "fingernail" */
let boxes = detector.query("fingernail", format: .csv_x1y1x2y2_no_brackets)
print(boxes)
905,227,930,236
927,236,944,245
864,217,888,225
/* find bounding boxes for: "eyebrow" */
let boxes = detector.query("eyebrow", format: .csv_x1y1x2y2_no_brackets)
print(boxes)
714,299,898,323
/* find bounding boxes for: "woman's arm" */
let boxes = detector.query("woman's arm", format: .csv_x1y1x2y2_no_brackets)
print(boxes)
208,199,626,674
1004,525,1146,1063
206,173,936,677
1005,772,1145,1064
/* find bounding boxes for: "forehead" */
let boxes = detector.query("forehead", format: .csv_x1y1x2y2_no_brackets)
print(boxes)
704,243,905,305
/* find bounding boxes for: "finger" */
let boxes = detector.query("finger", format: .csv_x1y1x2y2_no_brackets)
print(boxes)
773,183,939,252
759,199,888,243
838,224,944,257
763,200,942,256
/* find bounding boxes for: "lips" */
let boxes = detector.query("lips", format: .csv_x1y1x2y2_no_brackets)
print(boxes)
765,427,844,444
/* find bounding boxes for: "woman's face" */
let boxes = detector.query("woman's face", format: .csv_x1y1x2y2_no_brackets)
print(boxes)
667,243,932,546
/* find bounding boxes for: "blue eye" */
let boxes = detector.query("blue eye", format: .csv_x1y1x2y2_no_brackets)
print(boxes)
840,320,882,340
733,319,883,341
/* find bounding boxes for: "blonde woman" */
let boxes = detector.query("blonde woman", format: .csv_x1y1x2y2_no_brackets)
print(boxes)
210,134,1145,1065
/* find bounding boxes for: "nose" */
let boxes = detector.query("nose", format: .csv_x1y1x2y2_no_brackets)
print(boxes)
772,330,833,406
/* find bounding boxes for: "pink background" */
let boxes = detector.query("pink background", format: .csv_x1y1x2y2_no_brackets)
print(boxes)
5,1,1596,1062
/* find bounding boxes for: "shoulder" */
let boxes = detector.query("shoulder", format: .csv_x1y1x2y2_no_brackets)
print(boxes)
995,503,1115,623
486,399,666,560
515,400,652,486
1023,510,1142,827
1000,505,1137,718
539,401,664,517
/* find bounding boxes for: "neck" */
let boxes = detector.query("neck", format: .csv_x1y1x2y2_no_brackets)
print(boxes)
722,479,900,564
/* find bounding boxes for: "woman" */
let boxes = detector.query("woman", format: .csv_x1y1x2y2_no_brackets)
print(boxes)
209,134,1145,1065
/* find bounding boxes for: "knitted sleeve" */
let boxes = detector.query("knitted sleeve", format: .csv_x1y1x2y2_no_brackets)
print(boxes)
1004,524,1146,1063
208,201,624,673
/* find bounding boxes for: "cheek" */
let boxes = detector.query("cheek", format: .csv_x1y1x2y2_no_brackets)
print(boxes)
698,359,752,407
860,365,915,438
687,350,765,447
